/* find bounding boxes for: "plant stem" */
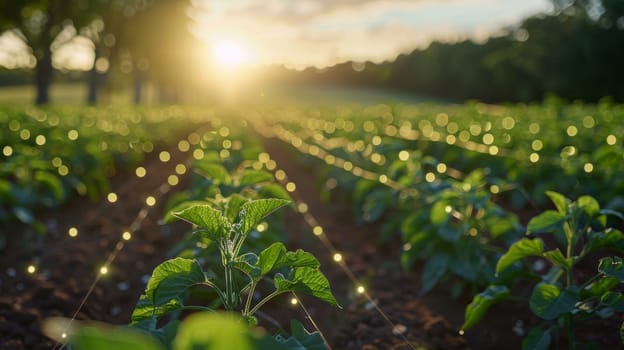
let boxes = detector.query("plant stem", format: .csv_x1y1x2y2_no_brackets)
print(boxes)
248,290,284,316
180,305,215,312
243,281,257,316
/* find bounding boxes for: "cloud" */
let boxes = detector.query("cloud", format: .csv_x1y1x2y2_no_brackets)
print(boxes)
192,0,550,68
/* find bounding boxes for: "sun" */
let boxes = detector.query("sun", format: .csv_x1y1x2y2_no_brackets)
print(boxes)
211,40,247,68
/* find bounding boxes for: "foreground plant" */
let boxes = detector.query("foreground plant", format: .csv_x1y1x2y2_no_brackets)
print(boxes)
130,197,339,348
462,191,624,349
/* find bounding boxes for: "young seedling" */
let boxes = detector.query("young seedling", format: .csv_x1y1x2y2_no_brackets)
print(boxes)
131,197,339,346
462,191,624,350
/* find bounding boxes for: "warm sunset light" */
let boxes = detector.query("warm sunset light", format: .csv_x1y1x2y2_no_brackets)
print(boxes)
211,40,247,68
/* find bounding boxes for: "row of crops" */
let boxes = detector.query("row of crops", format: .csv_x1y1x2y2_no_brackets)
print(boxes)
253,101,624,349
3,101,624,349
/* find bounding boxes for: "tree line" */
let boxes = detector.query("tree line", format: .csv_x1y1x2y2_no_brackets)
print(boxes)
268,0,624,103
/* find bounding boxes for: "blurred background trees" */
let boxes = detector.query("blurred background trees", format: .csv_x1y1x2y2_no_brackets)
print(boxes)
0,0,622,104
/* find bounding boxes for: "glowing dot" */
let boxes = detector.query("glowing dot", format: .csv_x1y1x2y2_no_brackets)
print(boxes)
256,222,267,232
122,231,132,240
462,183,472,192
371,153,382,163
444,205,452,213
372,135,382,146
582,116,595,128
297,202,308,213
606,134,617,145
333,253,343,262
313,226,323,236
107,192,118,203
356,285,365,294
290,297,298,305
2,145,13,156
218,127,230,137
27,265,36,274
58,165,69,176
35,135,46,145
20,129,31,140
583,163,594,173
403,243,412,251
398,150,410,161
459,330,465,336
489,146,499,155
531,140,543,151
530,153,540,163
379,174,388,183
146,196,156,206
159,151,171,162
168,175,179,186
61,332,67,339
425,172,436,183
68,227,78,237
193,149,204,160
490,185,500,194
436,163,447,173
68,129,79,140
177,140,190,152
258,152,270,163
219,149,230,158
482,133,494,145
566,125,578,137
446,135,456,144
469,228,478,236
286,182,296,192
529,123,540,134
275,170,287,181
100,266,109,275
265,160,276,170
175,164,186,175
135,166,147,178
222,139,232,149
343,161,353,171
502,117,515,130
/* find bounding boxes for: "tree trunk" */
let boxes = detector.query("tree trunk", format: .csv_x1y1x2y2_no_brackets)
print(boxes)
87,46,100,105
35,47,53,105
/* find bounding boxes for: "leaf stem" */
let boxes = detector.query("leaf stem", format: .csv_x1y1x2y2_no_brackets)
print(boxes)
248,290,284,316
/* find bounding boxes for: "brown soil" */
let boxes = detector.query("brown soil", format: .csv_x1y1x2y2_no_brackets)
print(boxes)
1,128,622,350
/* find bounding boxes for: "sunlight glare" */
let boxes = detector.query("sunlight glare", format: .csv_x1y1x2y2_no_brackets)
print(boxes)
212,40,247,68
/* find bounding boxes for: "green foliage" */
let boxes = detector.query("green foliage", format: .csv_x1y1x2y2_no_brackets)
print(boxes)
464,192,624,348
131,197,336,348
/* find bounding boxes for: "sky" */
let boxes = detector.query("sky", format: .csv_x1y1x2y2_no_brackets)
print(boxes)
0,0,552,71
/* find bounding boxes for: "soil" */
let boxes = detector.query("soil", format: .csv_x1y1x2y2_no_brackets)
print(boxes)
1,128,622,350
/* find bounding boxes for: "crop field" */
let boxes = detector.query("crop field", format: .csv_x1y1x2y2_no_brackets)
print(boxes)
1,99,623,350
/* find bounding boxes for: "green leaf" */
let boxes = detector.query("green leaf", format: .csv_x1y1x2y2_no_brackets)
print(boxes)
430,201,450,225
173,205,230,241
274,320,327,350
587,277,618,296
600,292,624,312
462,285,509,331
194,162,229,183
35,170,64,201
522,327,551,350
598,257,624,282
173,312,253,350
274,267,339,307
529,283,578,320
258,183,292,201
239,170,274,186
599,209,624,222
421,253,449,294
257,243,319,277
71,325,161,350
543,248,571,268
588,229,624,252
163,200,210,224
546,191,569,215
131,258,206,323
225,194,248,223
578,195,600,217
496,238,544,275
527,211,565,234
239,199,290,235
